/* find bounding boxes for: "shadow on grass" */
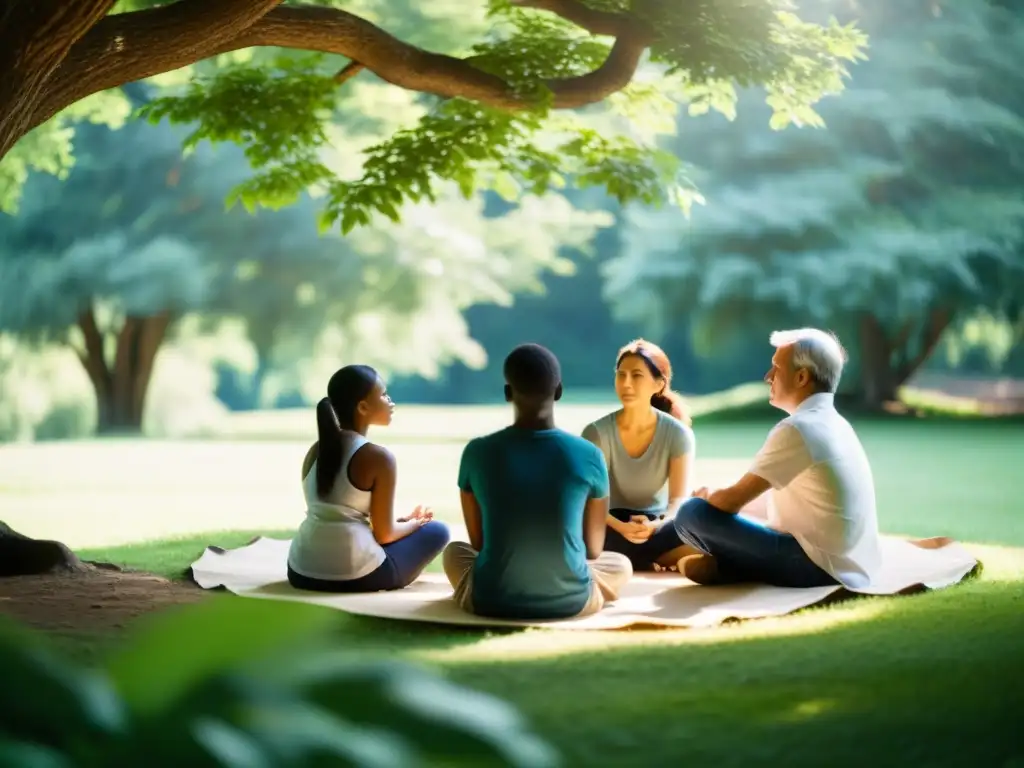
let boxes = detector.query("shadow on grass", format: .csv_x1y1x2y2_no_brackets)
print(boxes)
423,577,1024,768
67,530,1024,767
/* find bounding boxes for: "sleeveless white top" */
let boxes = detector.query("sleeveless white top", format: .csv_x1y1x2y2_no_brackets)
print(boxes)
287,432,387,581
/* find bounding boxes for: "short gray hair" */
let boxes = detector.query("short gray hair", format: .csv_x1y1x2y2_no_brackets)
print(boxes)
769,328,847,393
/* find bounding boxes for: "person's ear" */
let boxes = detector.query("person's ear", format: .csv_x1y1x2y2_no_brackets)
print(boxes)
356,399,369,415
553,383,563,402
504,384,512,403
795,368,810,388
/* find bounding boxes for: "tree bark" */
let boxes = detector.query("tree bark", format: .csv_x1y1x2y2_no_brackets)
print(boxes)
0,0,650,161
76,306,171,434
858,309,954,409
0,0,117,159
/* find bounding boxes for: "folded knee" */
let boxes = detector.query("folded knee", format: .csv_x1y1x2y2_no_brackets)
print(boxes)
674,496,714,524
597,551,633,578
422,520,451,548
673,497,725,535
442,539,472,566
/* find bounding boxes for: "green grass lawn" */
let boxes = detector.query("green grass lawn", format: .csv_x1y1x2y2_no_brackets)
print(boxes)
3,407,1023,766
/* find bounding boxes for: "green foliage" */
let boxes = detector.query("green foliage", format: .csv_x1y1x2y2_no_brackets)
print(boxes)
137,57,338,214
0,599,558,767
469,9,612,96
0,91,131,214
2,85,613,420
140,61,682,234
609,0,1024,359
0,335,96,442
115,0,863,234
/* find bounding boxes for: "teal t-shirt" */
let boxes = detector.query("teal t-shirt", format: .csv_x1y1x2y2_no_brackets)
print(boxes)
457,427,610,620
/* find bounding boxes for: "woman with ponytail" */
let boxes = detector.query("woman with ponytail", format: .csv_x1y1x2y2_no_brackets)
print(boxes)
287,365,450,592
582,339,697,572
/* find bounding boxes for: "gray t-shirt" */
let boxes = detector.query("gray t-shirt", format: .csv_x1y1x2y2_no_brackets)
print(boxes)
582,410,695,513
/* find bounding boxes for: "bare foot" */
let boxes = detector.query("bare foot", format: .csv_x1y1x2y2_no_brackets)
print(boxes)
909,536,954,550
678,554,722,585
656,544,699,569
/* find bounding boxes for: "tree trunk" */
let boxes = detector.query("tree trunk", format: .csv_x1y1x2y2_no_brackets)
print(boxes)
76,306,171,435
858,315,900,408
857,309,953,409
0,522,84,577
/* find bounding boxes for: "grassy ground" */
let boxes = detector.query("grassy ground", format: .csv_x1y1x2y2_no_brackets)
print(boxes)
3,406,1024,766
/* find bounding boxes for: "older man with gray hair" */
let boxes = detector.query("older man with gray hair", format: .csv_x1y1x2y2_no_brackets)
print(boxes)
673,328,882,589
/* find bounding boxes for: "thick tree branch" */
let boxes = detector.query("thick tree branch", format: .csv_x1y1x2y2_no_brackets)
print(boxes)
29,0,651,132
0,0,118,158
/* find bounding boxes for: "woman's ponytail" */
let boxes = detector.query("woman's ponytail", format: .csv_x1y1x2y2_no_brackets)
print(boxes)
651,389,691,426
315,397,343,498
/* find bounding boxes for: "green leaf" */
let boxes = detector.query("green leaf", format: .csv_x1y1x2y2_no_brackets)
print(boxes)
491,171,522,202
0,741,72,768
288,658,561,768
0,619,125,750
105,597,339,716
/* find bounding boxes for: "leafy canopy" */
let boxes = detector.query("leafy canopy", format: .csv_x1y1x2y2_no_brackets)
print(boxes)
121,0,865,233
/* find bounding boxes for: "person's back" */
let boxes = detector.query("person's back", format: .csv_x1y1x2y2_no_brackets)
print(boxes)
442,343,632,620
459,427,606,619
289,431,384,581
770,397,881,586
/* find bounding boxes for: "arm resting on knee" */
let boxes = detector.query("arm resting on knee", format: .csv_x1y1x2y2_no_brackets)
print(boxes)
707,473,771,514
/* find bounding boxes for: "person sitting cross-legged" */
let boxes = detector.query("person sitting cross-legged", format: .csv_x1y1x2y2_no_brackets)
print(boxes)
582,338,698,572
287,365,450,593
442,344,633,620
673,328,883,590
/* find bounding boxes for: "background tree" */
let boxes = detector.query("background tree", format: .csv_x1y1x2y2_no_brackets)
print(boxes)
607,0,1024,407
0,84,609,430
0,111,226,433
1,0,865,233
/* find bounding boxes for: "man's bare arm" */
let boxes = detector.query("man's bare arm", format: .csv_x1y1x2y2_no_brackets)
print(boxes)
706,473,772,514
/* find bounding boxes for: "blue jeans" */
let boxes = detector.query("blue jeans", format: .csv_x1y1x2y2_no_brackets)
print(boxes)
604,508,689,571
287,521,450,593
672,498,836,588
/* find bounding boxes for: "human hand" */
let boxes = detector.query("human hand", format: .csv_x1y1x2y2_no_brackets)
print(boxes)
691,486,709,500
402,505,434,524
620,515,653,544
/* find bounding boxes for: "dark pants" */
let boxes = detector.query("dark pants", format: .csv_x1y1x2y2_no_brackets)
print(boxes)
604,508,689,571
287,521,450,593
672,498,836,588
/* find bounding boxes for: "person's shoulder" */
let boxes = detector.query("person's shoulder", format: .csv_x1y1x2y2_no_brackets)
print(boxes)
556,430,605,459
657,409,694,435
583,410,616,437
765,417,808,448
461,428,510,455
357,440,395,467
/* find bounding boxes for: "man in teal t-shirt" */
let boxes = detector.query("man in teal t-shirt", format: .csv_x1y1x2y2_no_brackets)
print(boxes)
443,344,632,620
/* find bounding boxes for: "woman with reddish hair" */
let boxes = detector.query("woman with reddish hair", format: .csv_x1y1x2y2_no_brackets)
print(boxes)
582,339,697,571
